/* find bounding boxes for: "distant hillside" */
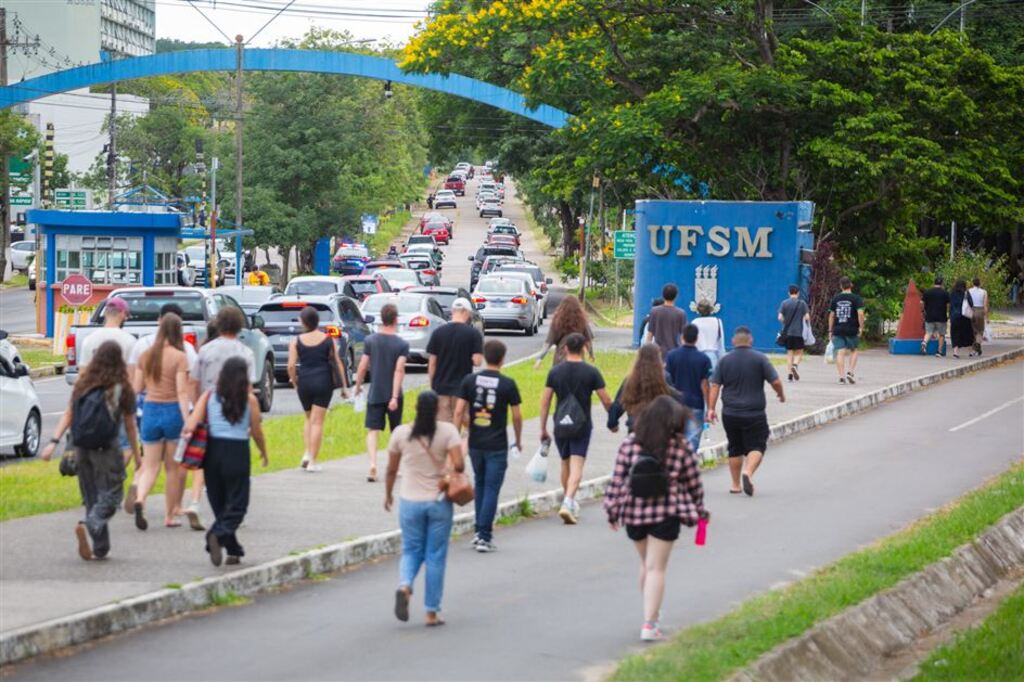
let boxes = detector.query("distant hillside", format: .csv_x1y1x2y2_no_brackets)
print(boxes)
156,38,229,53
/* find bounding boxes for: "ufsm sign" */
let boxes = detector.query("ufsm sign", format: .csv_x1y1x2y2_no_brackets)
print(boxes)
633,201,814,351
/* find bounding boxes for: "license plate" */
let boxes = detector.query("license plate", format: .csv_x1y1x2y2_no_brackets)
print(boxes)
490,300,508,308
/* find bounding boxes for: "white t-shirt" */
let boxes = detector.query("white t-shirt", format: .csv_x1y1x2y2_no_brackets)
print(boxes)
968,286,988,312
194,337,257,393
78,327,138,369
129,334,198,373
692,316,726,354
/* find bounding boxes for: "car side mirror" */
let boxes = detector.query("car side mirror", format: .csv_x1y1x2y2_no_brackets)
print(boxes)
14,362,30,378
467,255,474,261
251,315,265,330
364,314,376,324
546,277,553,285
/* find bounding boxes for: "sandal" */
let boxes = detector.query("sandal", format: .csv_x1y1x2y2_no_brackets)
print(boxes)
394,587,411,622
426,613,445,627
164,520,182,528
729,489,742,494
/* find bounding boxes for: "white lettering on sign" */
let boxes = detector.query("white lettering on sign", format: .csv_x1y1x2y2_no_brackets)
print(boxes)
647,224,774,258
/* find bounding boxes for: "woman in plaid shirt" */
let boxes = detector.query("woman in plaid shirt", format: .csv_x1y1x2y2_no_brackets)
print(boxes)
603,395,708,642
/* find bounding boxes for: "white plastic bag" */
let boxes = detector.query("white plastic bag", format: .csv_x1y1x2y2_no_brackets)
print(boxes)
983,325,993,342
353,392,367,413
824,340,836,364
508,445,522,461
525,444,549,483
802,320,816,346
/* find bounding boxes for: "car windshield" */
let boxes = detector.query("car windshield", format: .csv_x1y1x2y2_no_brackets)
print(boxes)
380,270,419,284
499,266,543,282
424,292,457,310
408,236,433,244
477,279,525,294
436,192,454,198
477,247,518,260
334,246,368,259
258,303,332,325
347,280,380,295
285,280,338,296
362,295,424,315
424,222,447,230
112,293,206,322
183,246,208,263
493,225,517,234
401,259,432,271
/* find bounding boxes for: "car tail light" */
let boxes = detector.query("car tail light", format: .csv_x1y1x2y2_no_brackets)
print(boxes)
422,269,436,276
409,316,430,328
184,332,198,349
472,296,487,304
66,333,76,367
540,282,548,293
281,301,307,308
324,325,342,338
511,296,529,305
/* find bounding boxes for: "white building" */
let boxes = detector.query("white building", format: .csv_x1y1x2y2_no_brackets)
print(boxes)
2,0,155,176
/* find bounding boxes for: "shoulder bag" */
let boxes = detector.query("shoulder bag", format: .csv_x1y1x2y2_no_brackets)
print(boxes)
776,302,800,347
422,436,474,506
961,291,974,319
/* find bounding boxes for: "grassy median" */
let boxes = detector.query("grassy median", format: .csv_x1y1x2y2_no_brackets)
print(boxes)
0,351,633,521
612,461,1024,682
912,582,1024,681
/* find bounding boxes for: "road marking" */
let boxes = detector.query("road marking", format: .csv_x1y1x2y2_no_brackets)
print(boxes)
948,396,1024,432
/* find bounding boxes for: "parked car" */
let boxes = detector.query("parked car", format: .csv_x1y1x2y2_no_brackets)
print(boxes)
479,199,503,218
65,288,276,411
8,240,35,272
433,190,457,209
421,220,450,245
443,175,466,196
176,252,196,287
342,275,394,301
0,330,41,458
331,243,371,276
399,255,441,286
406,286,484,334
496,262,553,318
377,268,424,291
182,244,226,287
469,244,522,289
360,292,447,364
257,295,370,386
284,275,357,299
471,275,540,336
475,191,499,210
476,181,498,198
215,285,280,315
27,259,36,291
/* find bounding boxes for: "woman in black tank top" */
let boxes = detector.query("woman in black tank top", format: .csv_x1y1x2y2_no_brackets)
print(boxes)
287,306,347,472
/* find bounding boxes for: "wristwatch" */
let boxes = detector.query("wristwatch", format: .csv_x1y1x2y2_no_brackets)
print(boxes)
49,438,61,445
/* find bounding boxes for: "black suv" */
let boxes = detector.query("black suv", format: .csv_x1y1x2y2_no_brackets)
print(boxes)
468,245,522,289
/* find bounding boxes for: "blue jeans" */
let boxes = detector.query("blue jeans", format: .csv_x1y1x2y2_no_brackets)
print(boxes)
469,449,508,542
685,409,704,455
399,498,454,613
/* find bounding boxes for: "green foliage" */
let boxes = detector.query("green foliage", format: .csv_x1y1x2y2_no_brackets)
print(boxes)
933,250,1012,309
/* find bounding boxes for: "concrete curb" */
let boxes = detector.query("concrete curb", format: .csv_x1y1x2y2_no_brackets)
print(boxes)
28,364,63,379
1,346,1020,665
727,507,1024,682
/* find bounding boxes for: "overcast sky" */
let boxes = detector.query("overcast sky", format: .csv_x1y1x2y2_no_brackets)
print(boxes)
156,1,429,48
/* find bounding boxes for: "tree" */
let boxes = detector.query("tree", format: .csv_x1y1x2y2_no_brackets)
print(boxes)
1,111,40,279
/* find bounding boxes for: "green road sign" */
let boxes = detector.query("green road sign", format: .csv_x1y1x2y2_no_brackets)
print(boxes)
55,189,90,209
10,195,32,206
613,230,636,260
8,157,32,185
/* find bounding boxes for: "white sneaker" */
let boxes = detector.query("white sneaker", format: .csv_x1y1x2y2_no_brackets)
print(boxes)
640,623,664,642
470,534,482,548
475,539,497,553
300,453,311,470
306,463,322,473
558,501,577,525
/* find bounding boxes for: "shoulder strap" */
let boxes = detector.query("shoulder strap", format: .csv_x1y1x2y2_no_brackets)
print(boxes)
782,300,800,330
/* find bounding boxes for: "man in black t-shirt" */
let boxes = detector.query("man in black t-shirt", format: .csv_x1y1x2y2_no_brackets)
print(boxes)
828,276,866,385
454,340,522,553
427,298,484,423
921,276,951,357
539,333,614,525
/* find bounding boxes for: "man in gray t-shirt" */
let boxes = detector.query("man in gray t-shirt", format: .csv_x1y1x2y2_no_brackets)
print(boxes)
708,326,785,497
645,283,688,355
777,284,810,383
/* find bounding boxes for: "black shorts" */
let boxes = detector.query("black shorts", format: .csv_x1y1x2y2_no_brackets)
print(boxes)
785,335,805,350
555,427,592,460
365,396,404,431
626,516,681,542
297,380,333,412
722,414,770,457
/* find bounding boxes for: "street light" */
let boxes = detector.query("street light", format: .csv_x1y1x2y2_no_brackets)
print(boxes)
929,0,979,34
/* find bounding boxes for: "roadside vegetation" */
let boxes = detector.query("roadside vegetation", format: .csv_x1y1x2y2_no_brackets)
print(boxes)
15,347,65,368
612,462,1024,682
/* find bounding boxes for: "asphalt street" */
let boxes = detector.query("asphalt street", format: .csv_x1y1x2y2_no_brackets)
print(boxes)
0,177,567,464
5,361,1021,681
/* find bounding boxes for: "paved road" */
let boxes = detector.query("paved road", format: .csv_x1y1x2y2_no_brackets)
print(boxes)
6,361,1021,681
0,176,565,464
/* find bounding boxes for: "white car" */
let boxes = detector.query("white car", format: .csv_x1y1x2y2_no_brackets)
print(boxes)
27,259,37,291
0,332,42,458
434,190,457,209
8,241,36,273
376,268,423,291
479,199,503,218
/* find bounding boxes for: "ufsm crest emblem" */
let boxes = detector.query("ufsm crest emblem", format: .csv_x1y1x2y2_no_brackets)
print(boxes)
689,265,721,314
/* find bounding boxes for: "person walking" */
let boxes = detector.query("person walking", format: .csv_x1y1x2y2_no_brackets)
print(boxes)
385,391,464,626
453,339,522,553
692,300,726,373
608,343,681,433
706,327,785,497
183,357,268,566
427,298,483,423
539,333,614,524
534,295,593,367
132,313,192,530
777,285,810,381
288,306,347,473
949,279,974,358
665,325,712,454
603,396,708,642
921,276,950,357
40,342,139,560
828,276,865,384
968,277,989,356
644,284,688,355
356,303,409,482
638,298,664,347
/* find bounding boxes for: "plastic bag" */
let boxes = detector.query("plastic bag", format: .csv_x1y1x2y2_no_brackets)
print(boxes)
983,325,993,342
824,340,836,364
353,392,367,413
508,445,522,461
525,441,550,483
802,320,816,346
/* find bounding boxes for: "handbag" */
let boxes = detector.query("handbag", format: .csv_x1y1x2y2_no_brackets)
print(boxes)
422,436,474,506
328,341,345,390
179,425,208,470
59,450,78,477
961,291,974,319
777,300,801,347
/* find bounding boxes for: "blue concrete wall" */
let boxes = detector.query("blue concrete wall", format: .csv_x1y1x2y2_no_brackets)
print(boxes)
0,49,570,128
632,201,814,352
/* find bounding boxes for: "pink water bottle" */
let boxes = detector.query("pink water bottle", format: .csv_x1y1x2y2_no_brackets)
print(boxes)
695,517,708,546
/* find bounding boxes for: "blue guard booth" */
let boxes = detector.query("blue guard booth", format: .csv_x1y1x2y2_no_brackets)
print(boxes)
27,210,184,337
632,201,815,351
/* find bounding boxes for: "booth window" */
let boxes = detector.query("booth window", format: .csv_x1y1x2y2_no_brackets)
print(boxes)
55,235,143,285
154,237,177,285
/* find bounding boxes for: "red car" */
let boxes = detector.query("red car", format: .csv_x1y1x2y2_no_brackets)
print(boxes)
419,212,453,231
443,175,465,196
342,275,394,301
486,233,519,249
421,221,451,244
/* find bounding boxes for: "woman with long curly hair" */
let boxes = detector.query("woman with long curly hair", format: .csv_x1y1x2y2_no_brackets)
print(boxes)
534,294,593,368
40,341,139,560
608,344,682,432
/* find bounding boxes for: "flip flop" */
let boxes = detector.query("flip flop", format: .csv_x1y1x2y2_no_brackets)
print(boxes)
742,473,755,497
164,520,182,528
729,489,742,494
426,618,446,627
75,523,93,561
133,502,148,531
394,588,410,622
207,532,223,567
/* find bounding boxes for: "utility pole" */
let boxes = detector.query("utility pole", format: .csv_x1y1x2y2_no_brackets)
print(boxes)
107,83,117,208
860,0,866,26
578,173,599,302
210,157,219,289
950,221,956,262
234,34,243,242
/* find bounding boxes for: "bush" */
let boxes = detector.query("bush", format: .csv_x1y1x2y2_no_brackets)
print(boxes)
931,250,1011,309
555,255,579,282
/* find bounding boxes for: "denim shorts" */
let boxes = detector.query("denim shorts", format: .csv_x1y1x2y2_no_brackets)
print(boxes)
832,335,859,351
141,401,184,444
118,423,130,451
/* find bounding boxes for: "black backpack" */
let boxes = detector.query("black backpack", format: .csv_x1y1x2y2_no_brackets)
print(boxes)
553,389,588,440
629,450,669,498
71,386,121,450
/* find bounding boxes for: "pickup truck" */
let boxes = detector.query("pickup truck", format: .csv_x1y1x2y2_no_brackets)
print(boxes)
443,175,466,196
65,287,277,412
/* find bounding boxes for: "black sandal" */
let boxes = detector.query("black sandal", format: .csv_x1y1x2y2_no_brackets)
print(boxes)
395,587,410,622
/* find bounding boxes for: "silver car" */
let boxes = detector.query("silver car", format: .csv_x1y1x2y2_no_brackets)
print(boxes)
360,292,447,364
471,275,539,336
488,270,544,327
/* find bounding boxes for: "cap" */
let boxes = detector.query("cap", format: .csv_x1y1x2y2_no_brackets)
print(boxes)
105,297,129,315
451,297,473,312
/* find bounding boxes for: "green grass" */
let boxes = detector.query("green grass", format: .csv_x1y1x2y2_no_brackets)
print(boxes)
206,591,251,608
612,461,1024,682
368,210,413,255
0,352,634,521
1,273,28,289
912,582,1024,681
496,496,537,526
16,347,65,367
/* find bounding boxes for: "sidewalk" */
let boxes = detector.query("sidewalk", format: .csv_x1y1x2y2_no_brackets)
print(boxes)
0,340,1020,638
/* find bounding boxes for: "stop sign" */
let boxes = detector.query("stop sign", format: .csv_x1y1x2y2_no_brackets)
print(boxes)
60,274,93,306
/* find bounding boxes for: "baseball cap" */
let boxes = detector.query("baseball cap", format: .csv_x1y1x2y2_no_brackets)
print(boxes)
105,297,129,315
451,297,473,312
